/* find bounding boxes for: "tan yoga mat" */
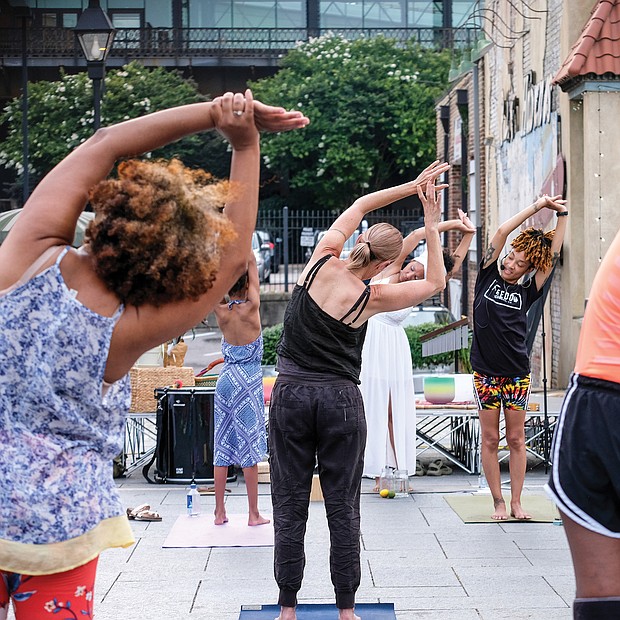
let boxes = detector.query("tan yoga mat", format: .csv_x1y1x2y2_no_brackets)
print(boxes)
444,493,560,523
163,513,274,548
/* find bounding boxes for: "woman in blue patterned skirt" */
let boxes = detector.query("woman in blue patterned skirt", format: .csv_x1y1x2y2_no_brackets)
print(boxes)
213,251,270,526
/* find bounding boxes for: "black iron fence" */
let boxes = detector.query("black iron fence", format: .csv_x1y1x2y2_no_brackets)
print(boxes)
256,206,424,292
0,26,480,62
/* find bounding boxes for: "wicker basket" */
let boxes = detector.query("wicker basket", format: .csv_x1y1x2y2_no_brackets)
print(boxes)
195,375,219,388
129,366,196,413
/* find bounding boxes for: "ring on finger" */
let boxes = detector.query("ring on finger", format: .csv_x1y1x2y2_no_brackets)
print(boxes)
233,110,243,117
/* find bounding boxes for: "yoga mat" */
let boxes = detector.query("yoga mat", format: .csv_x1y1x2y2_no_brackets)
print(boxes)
163,513,273,548
239,603,396,619
444,493,560,523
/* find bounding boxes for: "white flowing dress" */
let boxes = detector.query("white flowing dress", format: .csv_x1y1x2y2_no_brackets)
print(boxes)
360,300,417,479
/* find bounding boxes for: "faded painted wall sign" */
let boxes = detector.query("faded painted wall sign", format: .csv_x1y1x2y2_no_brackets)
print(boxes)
502,72,552,142
503,94,519,142
522,72,552,135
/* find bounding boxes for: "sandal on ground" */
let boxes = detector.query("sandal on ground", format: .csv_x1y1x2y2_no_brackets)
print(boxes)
197,486,231,495
426,459,452,476
126,503,150,520
133,508,162,522
439,462,453,475
415,460,425,476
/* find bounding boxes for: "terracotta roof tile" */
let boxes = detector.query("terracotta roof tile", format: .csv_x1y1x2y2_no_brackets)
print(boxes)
554,0,620,87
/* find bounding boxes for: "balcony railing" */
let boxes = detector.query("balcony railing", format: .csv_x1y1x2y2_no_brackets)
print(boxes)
0,26,479,64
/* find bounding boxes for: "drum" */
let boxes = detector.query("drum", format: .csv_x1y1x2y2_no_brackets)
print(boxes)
152,387,235,484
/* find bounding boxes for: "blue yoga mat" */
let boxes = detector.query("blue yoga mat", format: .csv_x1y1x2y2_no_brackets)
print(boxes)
239,603,396,619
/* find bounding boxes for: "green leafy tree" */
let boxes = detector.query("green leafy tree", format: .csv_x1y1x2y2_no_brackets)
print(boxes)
0,61,230,195
251,34,451,210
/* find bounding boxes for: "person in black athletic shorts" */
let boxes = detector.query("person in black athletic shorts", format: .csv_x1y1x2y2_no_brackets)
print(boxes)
546,224,620,620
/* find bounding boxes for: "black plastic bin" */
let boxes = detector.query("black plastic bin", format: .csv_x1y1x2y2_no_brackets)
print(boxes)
150,386,235,484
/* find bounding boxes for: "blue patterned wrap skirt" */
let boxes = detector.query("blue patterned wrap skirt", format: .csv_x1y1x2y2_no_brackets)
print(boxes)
213,334,267,467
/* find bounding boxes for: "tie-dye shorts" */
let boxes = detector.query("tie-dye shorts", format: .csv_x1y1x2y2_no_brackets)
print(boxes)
473,371,531,410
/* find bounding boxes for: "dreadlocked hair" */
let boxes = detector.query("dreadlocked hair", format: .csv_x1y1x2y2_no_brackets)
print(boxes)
511,227,555,272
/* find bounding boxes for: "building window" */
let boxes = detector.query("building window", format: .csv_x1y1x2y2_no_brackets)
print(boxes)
109,11,143,28
320,0,477,30
190,0,305,28
38,10,79,28
453,0,477,27
320,1,364,29
364,2,405,28
407,1,441,28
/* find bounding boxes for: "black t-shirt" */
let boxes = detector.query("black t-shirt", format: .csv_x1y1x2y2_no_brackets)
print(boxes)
470,259,544,377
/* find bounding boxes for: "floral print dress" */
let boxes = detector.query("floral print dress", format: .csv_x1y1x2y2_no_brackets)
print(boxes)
0,247,134,593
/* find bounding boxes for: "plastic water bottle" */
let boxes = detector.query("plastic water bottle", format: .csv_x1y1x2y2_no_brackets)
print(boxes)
187,483,200,516
478,470,488,490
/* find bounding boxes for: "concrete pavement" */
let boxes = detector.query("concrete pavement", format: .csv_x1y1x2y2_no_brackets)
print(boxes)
90,465,573,620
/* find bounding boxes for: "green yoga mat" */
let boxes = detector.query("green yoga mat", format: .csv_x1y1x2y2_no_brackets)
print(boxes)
444,493,560,523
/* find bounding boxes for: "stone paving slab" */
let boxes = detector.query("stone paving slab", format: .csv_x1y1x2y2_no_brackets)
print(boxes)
6,469,575,620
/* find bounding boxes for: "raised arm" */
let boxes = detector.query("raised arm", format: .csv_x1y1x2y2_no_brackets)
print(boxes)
416,181,445,294
534,198,568,290
483,194,565,269
0,90,309,276
314,161,449,259
246,251,261,306
211,92,261,293
364,180,445,316
449,209,476,278
381,211,473,280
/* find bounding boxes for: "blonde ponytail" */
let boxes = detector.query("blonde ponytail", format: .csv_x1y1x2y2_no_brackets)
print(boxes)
346,223,402,271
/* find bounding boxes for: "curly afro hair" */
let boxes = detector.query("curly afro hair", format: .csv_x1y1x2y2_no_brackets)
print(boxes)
511,227,555,272
86,159,236,307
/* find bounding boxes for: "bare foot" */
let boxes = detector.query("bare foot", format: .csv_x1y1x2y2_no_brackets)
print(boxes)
275,605,296,620
214,510,228,525
372,477,380,493
510,501,532,520
338,609,360,620
248,513,271,526
491,497,509,521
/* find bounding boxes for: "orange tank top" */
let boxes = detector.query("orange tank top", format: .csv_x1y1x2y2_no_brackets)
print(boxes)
574,229,620,382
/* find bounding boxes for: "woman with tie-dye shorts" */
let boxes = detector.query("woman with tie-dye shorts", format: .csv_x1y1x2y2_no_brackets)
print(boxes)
470,194,568,521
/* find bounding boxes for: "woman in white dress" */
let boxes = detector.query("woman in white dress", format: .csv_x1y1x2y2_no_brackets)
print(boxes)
360,209,475,489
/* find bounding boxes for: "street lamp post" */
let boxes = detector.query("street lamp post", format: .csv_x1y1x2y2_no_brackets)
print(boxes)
13,3,33,204
74,0,115,132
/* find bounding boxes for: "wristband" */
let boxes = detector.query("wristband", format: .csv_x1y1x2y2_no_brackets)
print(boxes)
556,211,569,217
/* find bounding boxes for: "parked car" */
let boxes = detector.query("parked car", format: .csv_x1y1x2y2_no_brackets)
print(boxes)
252,231,271,283
256,229,278,274
400,304,458,329
314,229,360,260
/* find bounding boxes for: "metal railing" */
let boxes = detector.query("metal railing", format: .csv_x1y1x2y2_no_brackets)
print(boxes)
0,26,479,62
256,206,425,292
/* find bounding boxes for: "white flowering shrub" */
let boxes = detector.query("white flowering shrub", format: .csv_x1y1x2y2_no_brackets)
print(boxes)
251,34,450,210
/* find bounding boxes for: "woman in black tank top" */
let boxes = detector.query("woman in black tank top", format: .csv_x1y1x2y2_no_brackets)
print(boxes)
269,161,451,620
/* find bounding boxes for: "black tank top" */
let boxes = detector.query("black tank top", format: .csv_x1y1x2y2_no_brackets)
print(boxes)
276,254,371,384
